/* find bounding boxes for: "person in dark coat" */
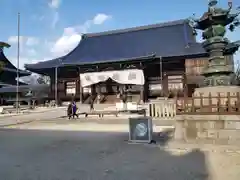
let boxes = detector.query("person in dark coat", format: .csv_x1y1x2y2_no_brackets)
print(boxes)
67,102,73,119
72,102,79,119
90,97,94,111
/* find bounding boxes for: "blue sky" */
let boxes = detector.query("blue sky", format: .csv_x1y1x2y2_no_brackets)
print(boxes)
0,0,239,69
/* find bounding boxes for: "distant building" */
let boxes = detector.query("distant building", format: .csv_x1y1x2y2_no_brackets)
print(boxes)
0,45,31,104
25,19,237,104
0,46,30,87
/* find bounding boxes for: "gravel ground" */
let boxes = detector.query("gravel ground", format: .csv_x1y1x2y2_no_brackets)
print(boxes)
5,119,174,133
1,127,240,180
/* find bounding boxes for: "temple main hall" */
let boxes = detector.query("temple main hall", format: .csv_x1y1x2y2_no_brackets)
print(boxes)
25,19,236,104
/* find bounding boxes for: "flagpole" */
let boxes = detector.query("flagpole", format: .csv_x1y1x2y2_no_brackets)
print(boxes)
55,66,58,107
16,12,20,113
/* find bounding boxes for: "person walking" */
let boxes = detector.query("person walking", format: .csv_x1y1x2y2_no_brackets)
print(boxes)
72,101,79,119
90,97,94,111
67,102,73,119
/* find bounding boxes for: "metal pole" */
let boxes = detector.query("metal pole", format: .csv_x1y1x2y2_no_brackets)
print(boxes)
160,57,163,96
16,12,20,113
55,66,58,107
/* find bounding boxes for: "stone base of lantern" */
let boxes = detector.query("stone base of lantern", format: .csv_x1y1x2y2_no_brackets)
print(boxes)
174,86,240,144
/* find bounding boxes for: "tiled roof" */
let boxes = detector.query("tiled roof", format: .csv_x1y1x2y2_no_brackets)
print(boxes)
25,19,206,70
0,51,30,76
0,84,49,93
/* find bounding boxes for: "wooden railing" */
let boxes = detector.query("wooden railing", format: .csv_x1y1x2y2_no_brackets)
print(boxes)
176,92,240,115
148,99,176,118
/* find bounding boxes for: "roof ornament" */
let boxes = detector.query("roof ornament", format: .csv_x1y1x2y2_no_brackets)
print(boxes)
228,0,233,9
0,42,11,52
208,0,218,15
208,0,218,7
188,13,198,36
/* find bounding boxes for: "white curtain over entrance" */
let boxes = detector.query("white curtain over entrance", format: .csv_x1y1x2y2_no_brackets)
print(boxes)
80,69,145,87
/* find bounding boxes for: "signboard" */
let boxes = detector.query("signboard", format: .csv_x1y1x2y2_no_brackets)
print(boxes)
129,117,153,143
80,69,145,87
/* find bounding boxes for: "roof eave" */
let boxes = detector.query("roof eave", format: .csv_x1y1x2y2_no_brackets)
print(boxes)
62,54,157,66
2,67,31,76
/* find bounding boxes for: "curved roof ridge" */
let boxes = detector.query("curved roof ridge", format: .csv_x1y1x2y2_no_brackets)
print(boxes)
0,51,17,70
85,19,188,38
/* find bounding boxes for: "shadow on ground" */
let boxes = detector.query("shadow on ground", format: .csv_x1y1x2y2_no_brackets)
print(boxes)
0,128,209,180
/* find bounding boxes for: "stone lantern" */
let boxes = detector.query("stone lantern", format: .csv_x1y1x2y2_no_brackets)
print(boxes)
188,0,240,101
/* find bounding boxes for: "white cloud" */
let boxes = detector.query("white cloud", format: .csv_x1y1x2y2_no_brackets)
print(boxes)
9,57,29,69
26,49,37,56
7,36,39,55
93,13,111,25
6,13,112,69
50,13,111,57
51,27,82,56
8,36,24,44
26,37,39,46
48,0,61,9
31,15,45,21
52,11,59,28
48,0,61,28
9,56,54,70
8,36,39,46
30,57,54,64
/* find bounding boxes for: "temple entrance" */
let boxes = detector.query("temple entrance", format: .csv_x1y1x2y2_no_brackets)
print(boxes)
80,69,145,104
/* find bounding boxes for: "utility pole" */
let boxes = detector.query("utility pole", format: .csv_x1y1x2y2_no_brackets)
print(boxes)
16,12,20,113
55,66,58,107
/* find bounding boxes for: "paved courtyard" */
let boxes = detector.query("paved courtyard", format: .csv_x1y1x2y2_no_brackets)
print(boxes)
1,119,240,180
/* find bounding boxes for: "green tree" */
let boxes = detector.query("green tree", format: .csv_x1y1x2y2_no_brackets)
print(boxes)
37,75,50,85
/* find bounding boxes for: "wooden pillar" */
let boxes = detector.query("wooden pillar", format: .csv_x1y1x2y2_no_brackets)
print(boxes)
118,84,123,102
78,68,83,103
163,73,168,97
50,76,54,99
183,73,188,97
79,83,83,103
144,80,149,102
96,84,101,94
91,84,96,95
75,79,78,98
140,85,144,103
96,85,101,103
141,66,146,103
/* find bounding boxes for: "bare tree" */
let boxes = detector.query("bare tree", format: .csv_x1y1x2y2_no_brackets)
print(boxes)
37,75,50,85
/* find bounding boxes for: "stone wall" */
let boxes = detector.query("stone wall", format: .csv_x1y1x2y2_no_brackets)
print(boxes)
175,115,240,144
